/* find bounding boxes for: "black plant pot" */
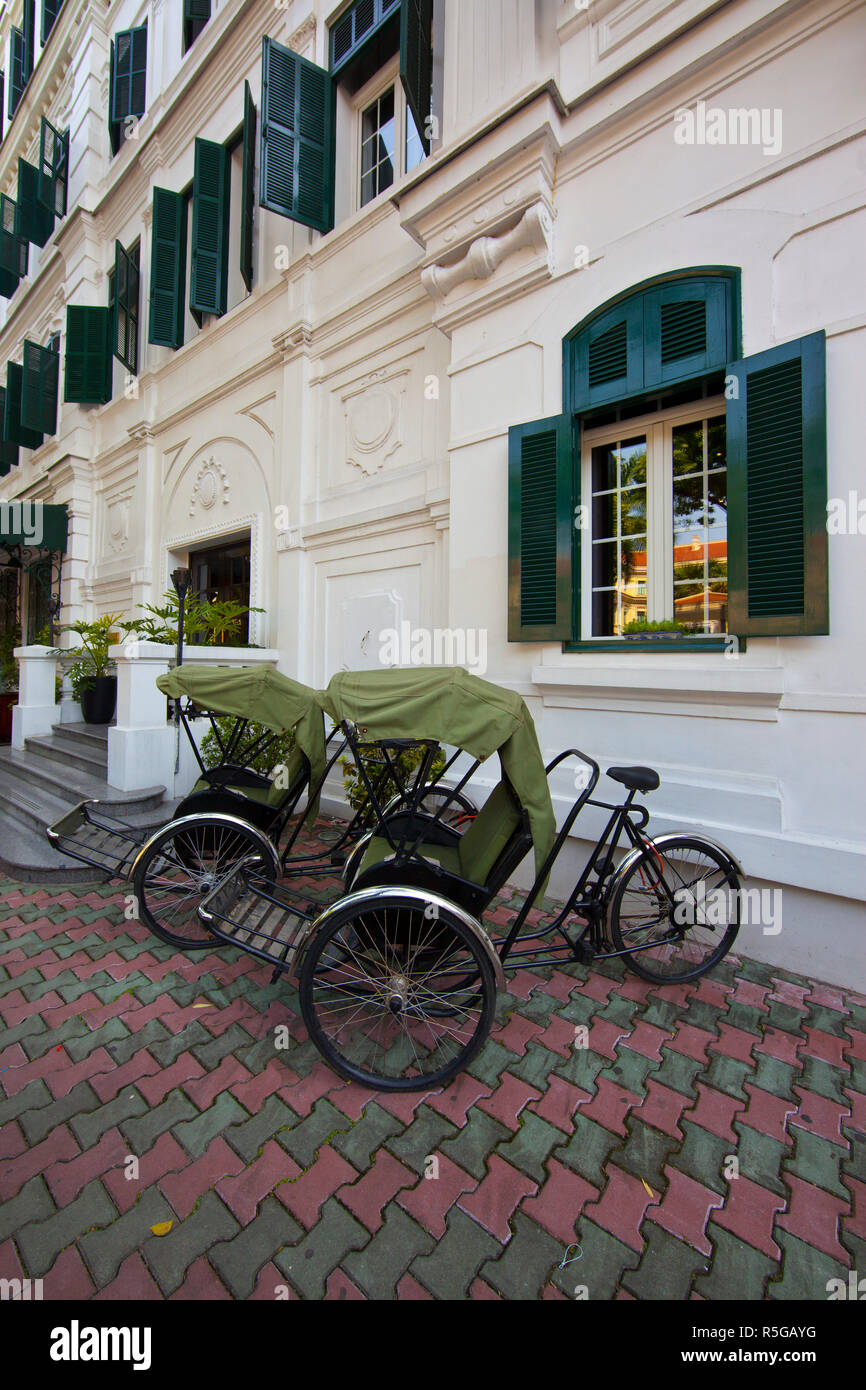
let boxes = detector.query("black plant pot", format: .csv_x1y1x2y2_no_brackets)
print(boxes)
80,675,117,725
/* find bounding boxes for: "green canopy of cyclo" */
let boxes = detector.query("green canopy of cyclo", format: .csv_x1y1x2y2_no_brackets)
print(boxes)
156,665,327,819
317,666,556,878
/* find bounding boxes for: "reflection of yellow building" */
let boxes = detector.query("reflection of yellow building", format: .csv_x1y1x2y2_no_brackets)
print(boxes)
619,538,728,631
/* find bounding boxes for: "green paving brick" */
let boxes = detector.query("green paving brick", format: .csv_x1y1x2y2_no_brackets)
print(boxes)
107,1018,172,1067
642,995,689,1032
274,1197,368,1300
679,998,726,1035
20,1017,91,1061
510,991,559,1028
191,1023,257,1070
228,1095,300,1164
467,1039,521,1088
695,1224,777,1300
751,1050,801,1103
438,1108,507,1181
55,975,109,1005
766,1231,846,1301
551,1217,640,1299
146,1021,212,1068
17,1178,117,1279
0,967,42,997
803,1005,850,1038
737,959,776,988
785,1125,849,1200
733,1120,789,1198
208,1195,303,1299
597,993,640,1029
611,1116,679,1197
79,1185,175,1288
602,1046,657,1096
841,1128,866,1183
550,1047,607,1093
481,1211,562,1299
702,1052,754,1101
276,1098,350,1168
409,1207,500,1299
557,994,598,1029
71,1087,149,1149
0,1077,52,1129
386,1104,459,1177
330,1102,403,1172
0,1175,55,1245
623,1222,709,1300
765,1000,807,1035
142,1190,240,1296
174,1093,250,1160
668,1120,733,1196
724,1000,769,1036
121,1088,199,1155
653,1046,705,1097
64,1017,131,1063
553,1114,625,1189
496,1112,563,1184
797,1055,851,1106
21,1081,103,1145
839,1230,866,1272
344,1204,435,1299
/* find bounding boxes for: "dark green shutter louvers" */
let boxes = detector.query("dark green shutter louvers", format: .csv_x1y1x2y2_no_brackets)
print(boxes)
21,340,59,436
660,300,706,363
9,30,27,120
241,81,256,293
588,321,628,389
507,414,574,641
16,159,54,247
184,0,211,52
113,241,139,374
330,0,401,73
0,195,27,298
149,188,187,349
111,25,147,124
400,0,433,154
0,389,20,475
5,361,43,448
39,116,69,218
726,331,828,637
23,0,36,73
260,36,335,234
42,1,64,46
64,305,112,404
190,137,230,317
0,72,4,143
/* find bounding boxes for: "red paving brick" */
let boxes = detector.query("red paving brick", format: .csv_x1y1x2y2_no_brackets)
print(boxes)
0,1119,27,1159
137,1054,207,1107
458,1155,537,1242
647,1169,724,1256
280,1060,345,1119
0,1124,79,1200
790,1089,851,1144
276,1147,358,1229
522,1161,598,1245
469,1277,502,1299
426,1073,493,1126
534,1014,579,1059
708,1023,757,1065
103,1132,189,1214
632,1080,688,1139
45,1048,116,1100
89,1050,163,1104
685,1084,746,1142
665,1023,715,1062
530,1076,592,1135
586,1017,631,1060
493,1011,545,1056
841,1176,866,1241
42,1243,98,1301
183,1055,254,1111
776,1175,851,1263
584,1166,654,1252
477,1073,541,1131
336,1152,416,1233
327,1269,367,1300
92,1253,162,1301
170,1255,233,1300
44,1128,128,1207
621,1019,674,1060
799,1028,851,1070
216,1140,301,1224
160,1137,246,1220
711,1176,786,1259
250,1262,291,1300
739,1084,797,1145
755,1027,804,1067
578,1077,642,1136
397,1154,477,1238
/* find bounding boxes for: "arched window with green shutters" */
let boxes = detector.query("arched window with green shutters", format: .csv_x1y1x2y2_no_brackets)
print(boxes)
508,268,828,642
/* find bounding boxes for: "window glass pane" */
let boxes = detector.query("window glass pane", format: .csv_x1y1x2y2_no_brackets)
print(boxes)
406,104,424,172
672,420,703,476
672,417,727,634
590,434,647,636
360,87,395,207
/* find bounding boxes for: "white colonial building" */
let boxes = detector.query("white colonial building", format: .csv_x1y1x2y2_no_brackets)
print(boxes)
0,0,864,986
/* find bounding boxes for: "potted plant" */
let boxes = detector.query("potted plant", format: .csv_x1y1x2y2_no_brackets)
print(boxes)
623,618,688,641
61,614,127,724
0,622,21,743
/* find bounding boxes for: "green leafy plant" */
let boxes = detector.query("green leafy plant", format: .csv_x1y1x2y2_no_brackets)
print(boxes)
125,591,264,647
623,618,687,634
200,717,296,777
341,744,447,817
0,622,21,693
60,614,128,700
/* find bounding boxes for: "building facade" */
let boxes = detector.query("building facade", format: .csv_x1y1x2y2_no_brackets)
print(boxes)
0,0,864,986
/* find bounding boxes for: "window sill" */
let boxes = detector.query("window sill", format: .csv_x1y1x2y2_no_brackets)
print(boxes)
531,660,785,722
562,637,744,654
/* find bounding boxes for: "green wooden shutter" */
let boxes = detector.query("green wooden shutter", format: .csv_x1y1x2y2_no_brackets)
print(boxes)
183,0,211,51
9,30,27,119
260,36,335,234
0,196,27,298
113,241,139,373
0,72,4,143
111,25,147,123
508,414,574,641
64,305,112,403
16,159,54,247
190,138,230,317
569,297,644,411
39,116,69,218
149,188,187,348
643,277,731,389
240,81,256,293
400,0,433,155
5,362,43,449
42,1,64,46
22,340,59,436
330,0,401,73
23,0,36,74
726,331,827,636
0,389,20,475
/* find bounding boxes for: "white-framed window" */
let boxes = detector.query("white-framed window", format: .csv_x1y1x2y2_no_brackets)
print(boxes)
352,58,425,212
580,397,728,639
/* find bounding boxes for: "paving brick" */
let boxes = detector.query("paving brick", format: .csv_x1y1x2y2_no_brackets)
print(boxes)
790,1088,851,1145
79,1185,175,1288
70,1086,150,1150
425,1073,493,1126
554,1112,625,1189
652,1046,704,1097
120,1088,199,1157
336,1151,416,1234
694,1224,776,1300
610,1115,679,1198
623,1222,708,1300
684,1083,746,1142
17,1179,117,1279
630,1079,688,1139
140,1190,240,1295
458,1155,537,1242
40,1242,97,1301
396,1154,476,1237
159,1137,246,1221
275,1199,369,1297
329,1100,404,1172
208,1195,303,1299
506,1041,563,1092
173,1092,250,1160
739,1084,796,1145
107,1017,171,1067
0,1124,79,1201
645,1168,724,1256
276,1146,358,1230
340,1204,435,1299
89,1050,163,1105
225,1095,300,1164
766,1230,847,1300
170,1254,233,1300
496,1112,564,1185
136,1053,207,1107
409,1207,500,1299
476,1072,541,1131
480,1210,562,1299
551,1217,640,1299
216,1140,302,1224
43,1128,129,1208
713,1174,786,1259
0,1174,55,1250
521,1159,597,1245
102,1132,188,1214
775,1174,850,1262
438,1108,507,1181
577,1077,641,1137
0,1119,26,1160
786,1125,850,1200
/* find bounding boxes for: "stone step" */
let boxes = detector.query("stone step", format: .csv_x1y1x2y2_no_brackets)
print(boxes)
25,732,109,778
0,746,164,817
0,808,115,884
51,721,112,750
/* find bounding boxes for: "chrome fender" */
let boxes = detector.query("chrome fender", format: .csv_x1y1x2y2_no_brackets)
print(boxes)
291,884,507,991
605,831,745,918
341,830,374,891
130,811,281,882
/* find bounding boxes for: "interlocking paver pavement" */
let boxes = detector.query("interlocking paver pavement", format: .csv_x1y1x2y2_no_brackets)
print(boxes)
2,823,865,1300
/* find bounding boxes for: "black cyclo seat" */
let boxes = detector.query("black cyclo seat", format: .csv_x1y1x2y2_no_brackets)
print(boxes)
606,766,660,793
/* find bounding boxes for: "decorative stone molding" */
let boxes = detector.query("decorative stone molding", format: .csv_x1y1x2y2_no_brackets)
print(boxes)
273,323,313,356
421,203,553,301
189,457,230,516
105,492,132,555
288,14,317,56
128,423,155,442
342,369,407,476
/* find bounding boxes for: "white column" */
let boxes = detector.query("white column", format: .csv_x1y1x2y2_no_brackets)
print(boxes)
11,647,60,749
108,640,175,793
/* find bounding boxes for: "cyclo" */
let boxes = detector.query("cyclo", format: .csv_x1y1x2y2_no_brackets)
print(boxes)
184,666,744,1093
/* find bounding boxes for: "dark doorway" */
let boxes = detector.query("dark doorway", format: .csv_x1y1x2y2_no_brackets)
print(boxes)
188,537,252,644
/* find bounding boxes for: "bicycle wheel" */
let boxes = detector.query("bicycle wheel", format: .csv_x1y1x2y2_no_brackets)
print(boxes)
608,834,741,984
298,892,496,1091
132,815,277,950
